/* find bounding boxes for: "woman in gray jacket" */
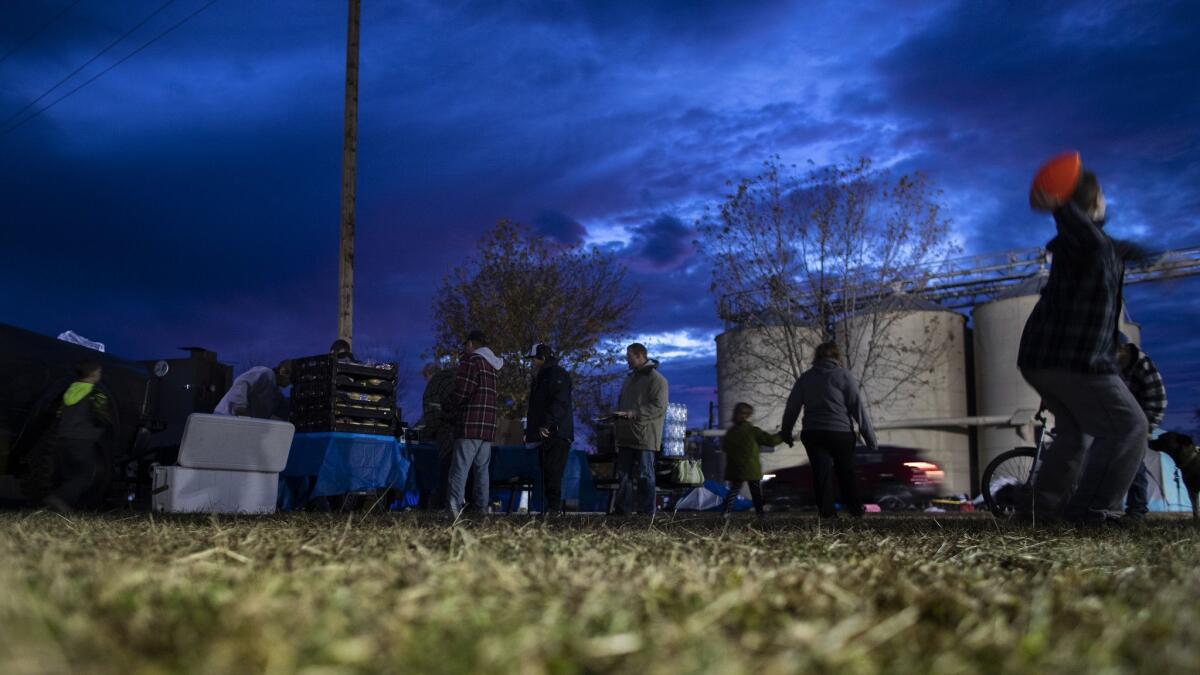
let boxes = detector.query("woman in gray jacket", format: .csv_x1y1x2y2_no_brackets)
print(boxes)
780,342,878,518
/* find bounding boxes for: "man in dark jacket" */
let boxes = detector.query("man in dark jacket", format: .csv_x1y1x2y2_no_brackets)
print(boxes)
420,362,458,508
444,330,504,515
1018,170,1147,525
1118,338,1166,519
524,343,573,513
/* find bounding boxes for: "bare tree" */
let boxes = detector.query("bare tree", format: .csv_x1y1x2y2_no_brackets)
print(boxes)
700,156,959,416
431,221,638,427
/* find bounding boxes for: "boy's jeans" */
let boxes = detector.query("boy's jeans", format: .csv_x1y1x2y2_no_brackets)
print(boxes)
1021,369,1147,521
1125,461,1151,516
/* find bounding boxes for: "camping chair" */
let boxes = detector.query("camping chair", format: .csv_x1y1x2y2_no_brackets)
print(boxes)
587,451,621,514
490,475,536,513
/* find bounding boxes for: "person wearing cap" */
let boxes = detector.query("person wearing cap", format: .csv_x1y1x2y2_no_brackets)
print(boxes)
523,343,574,513
612,342,669,515
1117,336,1167,520
444,330,505,515
329,338,355,362
1018,168,1147,525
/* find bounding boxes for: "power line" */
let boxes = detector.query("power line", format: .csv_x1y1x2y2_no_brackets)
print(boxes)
0,0,180,134
0,0,84,66
1,0,218,138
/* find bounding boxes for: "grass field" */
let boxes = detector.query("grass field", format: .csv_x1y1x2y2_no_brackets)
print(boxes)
1,512,1197,675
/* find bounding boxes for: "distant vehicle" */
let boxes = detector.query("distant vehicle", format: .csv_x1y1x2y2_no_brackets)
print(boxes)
761,445,944,511
0,322,163,507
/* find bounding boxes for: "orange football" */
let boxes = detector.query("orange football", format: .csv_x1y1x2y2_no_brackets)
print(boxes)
1029,151,1082,211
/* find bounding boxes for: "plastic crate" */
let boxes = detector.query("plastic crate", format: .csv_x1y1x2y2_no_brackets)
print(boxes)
292,414,396,435
292,384,396,408
292,354,397,382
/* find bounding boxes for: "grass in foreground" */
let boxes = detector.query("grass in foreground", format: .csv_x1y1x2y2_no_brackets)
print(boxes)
0,512,1197,675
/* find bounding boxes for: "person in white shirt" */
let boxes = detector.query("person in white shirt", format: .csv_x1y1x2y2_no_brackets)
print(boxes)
213,360,292,419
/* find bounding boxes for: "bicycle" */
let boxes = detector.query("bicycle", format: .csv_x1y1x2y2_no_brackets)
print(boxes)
980,408,1050,516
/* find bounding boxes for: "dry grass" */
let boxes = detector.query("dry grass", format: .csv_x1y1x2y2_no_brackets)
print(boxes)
1,512,1197,675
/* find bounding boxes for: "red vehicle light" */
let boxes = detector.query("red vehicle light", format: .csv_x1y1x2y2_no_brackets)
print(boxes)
903,461,945,482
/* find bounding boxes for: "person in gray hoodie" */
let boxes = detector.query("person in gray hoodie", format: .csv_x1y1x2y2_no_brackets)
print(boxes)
780,341,877,518
613,342,668,514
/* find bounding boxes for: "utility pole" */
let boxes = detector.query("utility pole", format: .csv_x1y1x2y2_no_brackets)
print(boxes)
338,0,361,346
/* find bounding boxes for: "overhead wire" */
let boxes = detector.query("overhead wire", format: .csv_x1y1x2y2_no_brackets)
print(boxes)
0,0,180,134
0,0,84,66
1,0,219,138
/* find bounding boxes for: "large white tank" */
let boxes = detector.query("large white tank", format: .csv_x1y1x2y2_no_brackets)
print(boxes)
974,275,1142,490
838,297,971,493
973,278,1043,484
715,325,822,470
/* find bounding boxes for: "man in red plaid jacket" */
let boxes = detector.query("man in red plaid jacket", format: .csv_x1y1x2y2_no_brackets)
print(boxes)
445,330,505,514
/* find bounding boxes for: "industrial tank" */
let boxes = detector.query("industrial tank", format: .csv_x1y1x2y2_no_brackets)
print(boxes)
973,274,1142,491
715,325,822,471
838,296,971,494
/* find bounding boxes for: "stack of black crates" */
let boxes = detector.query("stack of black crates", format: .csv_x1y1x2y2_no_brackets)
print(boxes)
290,355,398,436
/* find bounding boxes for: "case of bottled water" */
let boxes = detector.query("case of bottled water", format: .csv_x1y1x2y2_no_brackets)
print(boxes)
661,402,688,457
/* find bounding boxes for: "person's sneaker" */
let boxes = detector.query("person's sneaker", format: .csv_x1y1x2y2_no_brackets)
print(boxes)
1069,513,1133,530
1108,514,1143,529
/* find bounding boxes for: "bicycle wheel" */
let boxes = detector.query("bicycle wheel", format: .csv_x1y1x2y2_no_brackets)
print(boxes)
981,447,1037,516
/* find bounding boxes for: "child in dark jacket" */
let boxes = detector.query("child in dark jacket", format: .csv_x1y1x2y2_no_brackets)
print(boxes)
721,402,783,517
24,361,112,511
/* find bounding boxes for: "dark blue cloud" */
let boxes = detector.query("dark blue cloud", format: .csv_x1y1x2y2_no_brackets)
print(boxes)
532,210,587,246
629,215,693,269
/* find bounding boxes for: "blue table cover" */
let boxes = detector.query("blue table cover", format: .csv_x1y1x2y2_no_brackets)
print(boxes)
403,443,604,512
279,433,602,512
280,432,409,509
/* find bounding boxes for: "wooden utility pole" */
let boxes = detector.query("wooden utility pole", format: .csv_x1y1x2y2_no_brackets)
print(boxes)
337,0,361,346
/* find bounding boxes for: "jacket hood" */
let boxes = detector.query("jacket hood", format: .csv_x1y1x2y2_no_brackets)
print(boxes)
472,347,505,370
631,358,660,375
813,358,840,370
63,381,95,406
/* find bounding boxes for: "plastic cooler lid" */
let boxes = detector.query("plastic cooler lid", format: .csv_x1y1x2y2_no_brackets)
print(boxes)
177,413,295,472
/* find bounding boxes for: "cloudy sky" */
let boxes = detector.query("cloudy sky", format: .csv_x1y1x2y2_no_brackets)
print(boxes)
2,0,1198,432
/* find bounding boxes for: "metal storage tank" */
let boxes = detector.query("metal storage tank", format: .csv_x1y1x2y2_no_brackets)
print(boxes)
715,325,822,471
838,296,971,494
973,274,1143,491
973,276,1044,487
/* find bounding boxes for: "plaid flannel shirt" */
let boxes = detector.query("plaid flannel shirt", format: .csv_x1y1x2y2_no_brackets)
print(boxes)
1018,202,1125,375
447,352,498,441
1122,348,1167,427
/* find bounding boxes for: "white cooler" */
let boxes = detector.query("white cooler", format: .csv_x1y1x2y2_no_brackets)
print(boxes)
152,414,294,514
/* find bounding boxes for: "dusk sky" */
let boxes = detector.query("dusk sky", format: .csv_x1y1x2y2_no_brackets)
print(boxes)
2,0,1198,433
